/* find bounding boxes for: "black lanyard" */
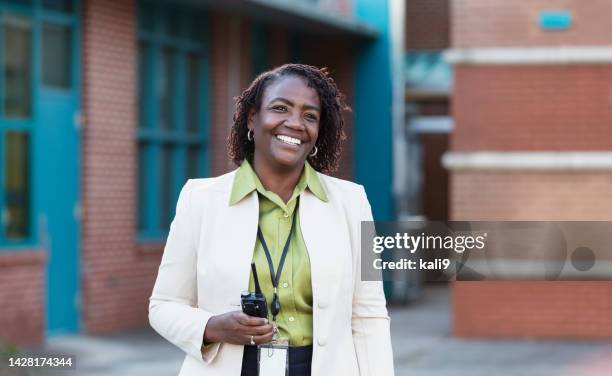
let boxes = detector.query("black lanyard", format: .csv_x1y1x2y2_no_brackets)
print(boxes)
256,196,299,321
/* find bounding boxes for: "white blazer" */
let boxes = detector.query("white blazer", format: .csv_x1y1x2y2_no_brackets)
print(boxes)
149,168,394,375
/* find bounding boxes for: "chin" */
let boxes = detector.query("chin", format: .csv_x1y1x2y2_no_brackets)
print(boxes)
270,151,305,170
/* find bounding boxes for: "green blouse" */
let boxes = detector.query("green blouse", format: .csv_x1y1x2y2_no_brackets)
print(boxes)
229,160,328,346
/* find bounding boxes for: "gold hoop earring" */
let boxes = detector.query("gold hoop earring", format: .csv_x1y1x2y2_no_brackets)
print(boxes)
247,129,254,142
309,146,318,157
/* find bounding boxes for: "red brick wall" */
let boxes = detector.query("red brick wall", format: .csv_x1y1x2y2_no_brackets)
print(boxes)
453,281,612,338
452,0,612,48
0,251,45,345
452,65,612,151
82,0,161,334
451,171,612,221
405,0,450,50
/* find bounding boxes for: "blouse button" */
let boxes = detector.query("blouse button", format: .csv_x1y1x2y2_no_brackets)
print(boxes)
282,282,289,288
288,316,295,322
283,212,290,218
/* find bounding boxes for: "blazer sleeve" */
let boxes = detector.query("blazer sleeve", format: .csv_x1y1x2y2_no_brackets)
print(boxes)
352,186,395,375
148,180,220,364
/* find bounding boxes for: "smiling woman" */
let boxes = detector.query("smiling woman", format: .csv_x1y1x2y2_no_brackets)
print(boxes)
149,64,394,376
229,64,348,176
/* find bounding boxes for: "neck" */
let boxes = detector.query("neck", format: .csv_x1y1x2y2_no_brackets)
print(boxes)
252,156,304,203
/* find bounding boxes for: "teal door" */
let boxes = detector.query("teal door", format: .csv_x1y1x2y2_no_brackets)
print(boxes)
0,0,80,335
39,88,80,335
37,1,81,335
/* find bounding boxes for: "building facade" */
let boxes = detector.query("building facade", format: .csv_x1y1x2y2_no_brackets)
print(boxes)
445,0,612,338
0,0,399,345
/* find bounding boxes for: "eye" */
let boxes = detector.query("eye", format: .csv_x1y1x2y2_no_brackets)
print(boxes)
271,105,288,112
304,113,319,122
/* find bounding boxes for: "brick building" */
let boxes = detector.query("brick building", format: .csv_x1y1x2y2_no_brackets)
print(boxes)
444,0,612,338
0,0,401,345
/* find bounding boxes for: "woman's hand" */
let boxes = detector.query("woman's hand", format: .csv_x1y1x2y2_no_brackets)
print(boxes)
204,311,274,345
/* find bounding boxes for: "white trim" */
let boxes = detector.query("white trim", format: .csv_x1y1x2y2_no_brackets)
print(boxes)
442,152,612,171
444,46,612,65
408,116,454,134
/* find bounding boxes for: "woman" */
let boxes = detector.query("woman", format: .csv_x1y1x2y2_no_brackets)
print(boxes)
149,64,394,375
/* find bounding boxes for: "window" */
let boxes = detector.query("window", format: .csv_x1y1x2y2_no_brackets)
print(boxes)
0,14,32,245
137,1,209,240
4,131,30,240
0,1,76,248
4,15,32,118
42,22,72,88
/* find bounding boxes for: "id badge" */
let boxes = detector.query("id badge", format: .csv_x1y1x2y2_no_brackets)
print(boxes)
257,343,288,376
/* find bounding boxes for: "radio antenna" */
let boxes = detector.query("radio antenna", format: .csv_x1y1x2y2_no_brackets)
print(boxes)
251,262,263,294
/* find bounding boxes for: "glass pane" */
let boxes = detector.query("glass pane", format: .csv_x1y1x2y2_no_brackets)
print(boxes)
164,6,181,38
187,146,199,179
138,2,155,33
4,16,31,118
188,12,206,42
42,23,71,88
159,144,172,230
4,131,30,240
157,49,174,130
187,54,199,133
43,0,73,13
138,42,150,128
137,142,147,232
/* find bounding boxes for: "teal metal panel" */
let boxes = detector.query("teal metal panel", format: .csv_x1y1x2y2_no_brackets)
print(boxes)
539,10,572,31
405,51,453,91
353,0,393,221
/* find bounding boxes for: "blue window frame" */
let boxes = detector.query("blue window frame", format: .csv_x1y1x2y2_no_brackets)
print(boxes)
137,1,210,241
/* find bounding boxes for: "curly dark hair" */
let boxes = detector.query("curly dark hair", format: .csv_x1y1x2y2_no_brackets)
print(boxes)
228,63,349,174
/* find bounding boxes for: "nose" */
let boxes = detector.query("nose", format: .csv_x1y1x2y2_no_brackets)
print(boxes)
284,112,305,130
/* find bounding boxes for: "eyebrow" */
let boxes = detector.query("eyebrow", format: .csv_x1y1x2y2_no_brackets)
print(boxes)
268,97,321,112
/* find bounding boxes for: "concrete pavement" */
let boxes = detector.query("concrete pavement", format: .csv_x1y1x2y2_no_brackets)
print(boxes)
12,284,612,375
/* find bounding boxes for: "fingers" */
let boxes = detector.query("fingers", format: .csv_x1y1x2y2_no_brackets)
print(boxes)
249,331,275,345
242,323,274,336
235,312,268,326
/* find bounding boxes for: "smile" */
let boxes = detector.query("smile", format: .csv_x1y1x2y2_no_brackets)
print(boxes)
276,135,302,146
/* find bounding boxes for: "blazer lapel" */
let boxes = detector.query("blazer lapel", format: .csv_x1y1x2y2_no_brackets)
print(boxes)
210,189,260,304
300,189,350,309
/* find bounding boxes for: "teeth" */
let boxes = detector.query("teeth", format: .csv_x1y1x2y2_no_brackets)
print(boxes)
276,135,301,145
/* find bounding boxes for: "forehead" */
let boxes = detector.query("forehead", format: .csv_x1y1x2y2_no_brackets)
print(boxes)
262,75,321,108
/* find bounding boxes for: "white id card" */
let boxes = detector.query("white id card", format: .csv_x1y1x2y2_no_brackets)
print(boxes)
258,344,288,376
